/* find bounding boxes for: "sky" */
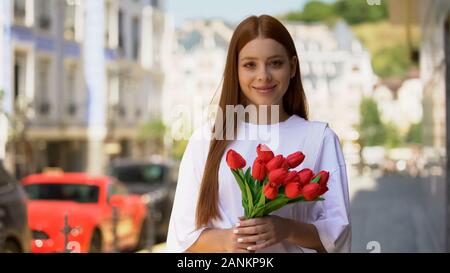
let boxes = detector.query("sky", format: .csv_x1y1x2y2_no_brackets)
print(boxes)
166,0,326,27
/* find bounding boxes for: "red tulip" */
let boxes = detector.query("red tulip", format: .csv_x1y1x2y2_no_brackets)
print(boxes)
283,171,300,185
268,168,288,185
266,155,284,172
318,186,329,196
314,171,330,187
263,182,279,200
281,159,291,171
256,144,274,163
302,183,320,201
286,152,305,168
226,149,246,170
285,182,302,199
252,158,266,181
298,168,314,186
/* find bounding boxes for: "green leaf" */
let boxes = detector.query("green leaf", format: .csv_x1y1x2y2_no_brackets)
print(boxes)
251,192,266,217
231,169,247,203
263,196,290,215
245,167,257,199
244,167,251,181
311,174,321,184
244,181,253,212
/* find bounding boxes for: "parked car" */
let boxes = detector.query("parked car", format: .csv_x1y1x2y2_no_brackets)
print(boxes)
0,163,31,253
108,159,177,243
21,170,149,253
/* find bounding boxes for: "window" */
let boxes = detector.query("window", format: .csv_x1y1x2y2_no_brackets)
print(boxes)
35,0,52,31
64,0,77,40
13,52,27,110
118,9,125,54
24,183,100,203
111,164,166,185
104,0,113,47
118,75,127,117
132,16,141,60
36,58,51,115
64,63,77,115
13,0,26,25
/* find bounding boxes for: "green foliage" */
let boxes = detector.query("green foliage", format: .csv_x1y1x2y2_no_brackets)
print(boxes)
282,0,387,25
334,0,388,25
137,118,166,140
358,97,386,146
372,44,416,78
171,139,189,161
405,121,423,144
384,122,402,148
284,1,336,23
357,97,416,149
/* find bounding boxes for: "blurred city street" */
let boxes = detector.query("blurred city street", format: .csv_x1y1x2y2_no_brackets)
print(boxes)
349,168,444,252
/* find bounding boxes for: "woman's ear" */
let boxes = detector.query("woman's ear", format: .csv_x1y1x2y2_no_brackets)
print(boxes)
290,56,298,78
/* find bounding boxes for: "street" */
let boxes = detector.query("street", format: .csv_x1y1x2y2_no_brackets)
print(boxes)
349,168,444,253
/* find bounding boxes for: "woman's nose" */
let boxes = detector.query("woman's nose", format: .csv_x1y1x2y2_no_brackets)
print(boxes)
257,66,272,81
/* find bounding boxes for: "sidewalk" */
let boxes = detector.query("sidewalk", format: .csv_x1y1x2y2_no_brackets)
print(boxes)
349,170,442,252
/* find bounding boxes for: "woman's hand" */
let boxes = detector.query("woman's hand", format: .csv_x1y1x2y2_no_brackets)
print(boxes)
234,215,290,251
224,226,257,253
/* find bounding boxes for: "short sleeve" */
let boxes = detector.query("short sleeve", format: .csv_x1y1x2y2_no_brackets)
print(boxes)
304,128,351,253
165,125,211,252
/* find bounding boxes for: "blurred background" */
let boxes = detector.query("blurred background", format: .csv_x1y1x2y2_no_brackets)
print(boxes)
0,0,448,253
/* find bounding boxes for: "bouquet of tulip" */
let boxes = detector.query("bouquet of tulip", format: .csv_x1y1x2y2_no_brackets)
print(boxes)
226,144,330,219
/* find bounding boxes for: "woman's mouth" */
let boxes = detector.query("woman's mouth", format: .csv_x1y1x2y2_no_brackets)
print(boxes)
252,84,277,94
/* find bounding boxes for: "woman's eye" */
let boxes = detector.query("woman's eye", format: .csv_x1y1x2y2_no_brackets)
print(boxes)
271,60,283,67
243,62,256,69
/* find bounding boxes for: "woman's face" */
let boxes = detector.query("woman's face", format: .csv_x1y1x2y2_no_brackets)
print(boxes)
238,37,296,107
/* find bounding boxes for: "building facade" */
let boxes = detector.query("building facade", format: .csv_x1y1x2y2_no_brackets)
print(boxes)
0,0,172,177
285,21,377,167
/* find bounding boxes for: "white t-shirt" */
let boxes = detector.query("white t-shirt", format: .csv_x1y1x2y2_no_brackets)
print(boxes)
166,114,351,253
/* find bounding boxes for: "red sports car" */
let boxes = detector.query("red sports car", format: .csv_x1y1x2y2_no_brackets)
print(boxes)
22,171,149,253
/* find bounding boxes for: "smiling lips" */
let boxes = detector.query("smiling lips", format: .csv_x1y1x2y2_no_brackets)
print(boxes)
252,84,277,93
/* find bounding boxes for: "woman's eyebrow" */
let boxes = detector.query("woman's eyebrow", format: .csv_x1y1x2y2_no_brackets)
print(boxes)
239,55,285,61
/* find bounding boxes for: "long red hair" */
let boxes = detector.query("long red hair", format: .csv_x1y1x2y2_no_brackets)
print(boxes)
196,15,309,228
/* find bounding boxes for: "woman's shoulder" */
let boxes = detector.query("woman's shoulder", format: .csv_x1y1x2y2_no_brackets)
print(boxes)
299,118,339,139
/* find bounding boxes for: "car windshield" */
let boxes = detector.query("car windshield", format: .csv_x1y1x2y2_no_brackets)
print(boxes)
111,164,165,184
24,183,99,203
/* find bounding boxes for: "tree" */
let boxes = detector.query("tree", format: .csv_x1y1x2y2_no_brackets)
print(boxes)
384,122,402,148
283,0,387,25
357,97,386,147
284,1,336,24
405,121,423,144
334,0,388,25
137,118,167,157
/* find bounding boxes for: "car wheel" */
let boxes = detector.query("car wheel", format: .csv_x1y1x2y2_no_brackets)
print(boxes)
89,229,102,253
2,239,22,253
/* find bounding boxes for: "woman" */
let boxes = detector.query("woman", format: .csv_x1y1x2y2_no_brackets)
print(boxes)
166,15,351,253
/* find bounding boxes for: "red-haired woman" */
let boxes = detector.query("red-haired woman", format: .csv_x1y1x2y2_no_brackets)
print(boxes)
166,15,351,253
